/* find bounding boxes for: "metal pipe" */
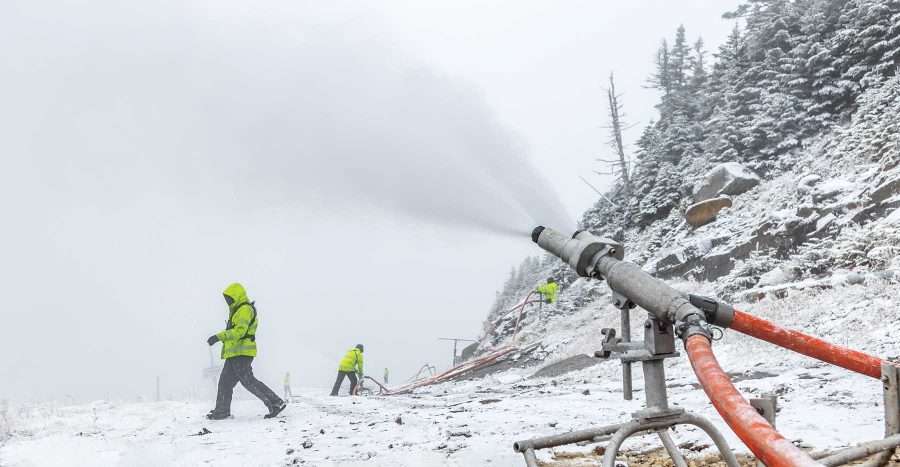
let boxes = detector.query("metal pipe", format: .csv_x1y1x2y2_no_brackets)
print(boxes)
621,307,633,400
679,413,742,467
658,430,688,467
730,309,888,379
597,256,698,323
685,335,821,467
862,362,900,467
817,434,900,466
531,226,700,324
513,423,623,452
600,413,741,467
602,418,658,467
522,448,539,467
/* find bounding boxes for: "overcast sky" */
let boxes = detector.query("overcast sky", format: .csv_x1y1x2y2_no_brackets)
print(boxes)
1,0,739,403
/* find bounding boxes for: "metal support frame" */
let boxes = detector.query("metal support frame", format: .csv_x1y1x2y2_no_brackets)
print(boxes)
514,312,738,467
524,226,900,467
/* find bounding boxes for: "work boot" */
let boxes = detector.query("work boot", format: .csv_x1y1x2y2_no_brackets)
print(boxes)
206,411,230,420
264,400,287,419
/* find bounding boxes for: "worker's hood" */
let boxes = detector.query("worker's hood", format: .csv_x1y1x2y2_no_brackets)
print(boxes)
223,282,249,311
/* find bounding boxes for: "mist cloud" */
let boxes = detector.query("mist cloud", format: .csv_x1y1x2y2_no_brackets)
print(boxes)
0,0,570,401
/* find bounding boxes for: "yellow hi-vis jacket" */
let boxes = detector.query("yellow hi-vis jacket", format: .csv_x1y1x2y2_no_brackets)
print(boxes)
338,348,364,376
536,282,559,304
215,283,258,359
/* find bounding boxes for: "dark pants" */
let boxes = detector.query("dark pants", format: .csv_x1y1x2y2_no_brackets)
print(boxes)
330,371,358,395
213,356,282,413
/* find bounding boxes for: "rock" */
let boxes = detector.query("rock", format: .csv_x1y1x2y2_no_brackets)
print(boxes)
810,213,836,238
846,272,865,285
648,237,729,280
811,179,857,203
797,174,822,194
581,389,590,395
478,398,502,405
459,342,479,363
757,264,799,288
694,162,761,202
302,440,313,449
852,198,900,224
797,204,827,218
531,354,600,379
286,448,295,455
394,416,403,425
870,176,900,204
685,196,733,227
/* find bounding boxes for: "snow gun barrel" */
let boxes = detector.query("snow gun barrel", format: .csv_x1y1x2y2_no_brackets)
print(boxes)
531,225,707,328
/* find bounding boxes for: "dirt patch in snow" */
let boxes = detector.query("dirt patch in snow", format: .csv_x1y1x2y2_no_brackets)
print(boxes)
542,447,757,466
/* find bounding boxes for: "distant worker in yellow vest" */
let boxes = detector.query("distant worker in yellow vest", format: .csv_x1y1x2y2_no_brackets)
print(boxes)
536,277,559,304
330,344,364,396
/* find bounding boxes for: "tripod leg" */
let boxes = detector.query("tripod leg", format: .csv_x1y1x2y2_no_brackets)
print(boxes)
658,429,688,467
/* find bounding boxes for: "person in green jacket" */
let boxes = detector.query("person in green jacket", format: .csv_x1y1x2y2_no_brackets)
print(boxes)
206,283,285,419
330,344,364,396
536,277,559,304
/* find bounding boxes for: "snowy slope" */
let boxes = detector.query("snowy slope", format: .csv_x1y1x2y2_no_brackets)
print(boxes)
2,282,898,466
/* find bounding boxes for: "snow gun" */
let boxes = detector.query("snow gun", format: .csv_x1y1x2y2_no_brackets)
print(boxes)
518,226,900,467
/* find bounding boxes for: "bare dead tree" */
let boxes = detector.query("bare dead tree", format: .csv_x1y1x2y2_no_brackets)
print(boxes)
595,72,632,196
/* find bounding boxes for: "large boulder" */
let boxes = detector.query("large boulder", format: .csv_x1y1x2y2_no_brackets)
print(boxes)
694,163,761,202
685,196,733,228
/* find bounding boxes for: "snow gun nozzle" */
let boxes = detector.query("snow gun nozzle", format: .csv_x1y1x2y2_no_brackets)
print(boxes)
531,226,625,278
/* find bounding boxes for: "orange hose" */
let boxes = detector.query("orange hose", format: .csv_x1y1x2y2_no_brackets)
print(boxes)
685,335,820,467
512,291,538,338
731,309,885,379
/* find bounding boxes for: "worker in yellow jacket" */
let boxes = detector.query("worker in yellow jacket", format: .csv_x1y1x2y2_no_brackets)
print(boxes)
330,345,364,396
536,277,559,304
206,283,285,419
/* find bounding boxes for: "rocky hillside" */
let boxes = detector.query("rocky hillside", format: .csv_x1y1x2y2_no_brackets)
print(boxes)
481,0,900,353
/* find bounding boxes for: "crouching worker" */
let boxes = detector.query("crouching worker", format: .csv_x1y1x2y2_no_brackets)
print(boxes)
330,344,364,396
206,283,286,420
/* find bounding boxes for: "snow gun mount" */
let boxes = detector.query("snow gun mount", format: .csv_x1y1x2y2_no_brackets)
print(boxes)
513,226,900,467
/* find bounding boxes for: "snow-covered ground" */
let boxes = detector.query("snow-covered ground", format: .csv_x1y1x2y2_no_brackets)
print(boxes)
2,285,896,466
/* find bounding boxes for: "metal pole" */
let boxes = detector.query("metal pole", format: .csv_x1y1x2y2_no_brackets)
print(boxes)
438,338,477,368
658,430,688,467
642,360,669,411
621,307,633,400
860,363,900,467
818,434,900,466
513,423,624,452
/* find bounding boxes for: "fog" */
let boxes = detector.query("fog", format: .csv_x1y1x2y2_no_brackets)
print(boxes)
1,1,737,402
